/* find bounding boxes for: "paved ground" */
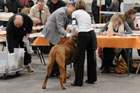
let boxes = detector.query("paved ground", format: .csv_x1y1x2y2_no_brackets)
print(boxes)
0,52,140,93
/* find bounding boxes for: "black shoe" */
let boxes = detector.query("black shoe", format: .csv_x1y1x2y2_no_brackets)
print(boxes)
71,83,83,87
85,80,95,84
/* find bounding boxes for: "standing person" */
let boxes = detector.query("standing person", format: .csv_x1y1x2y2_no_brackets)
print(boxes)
91,0,99,23
0,0,6,26
6,0,21,13
109,0,120,12
71,0,97,86
41,0,76,77
0,0,5,12
47,0,66,14
30,0,50,25
105,0,112,10
46,0,66,76
6,13,34,73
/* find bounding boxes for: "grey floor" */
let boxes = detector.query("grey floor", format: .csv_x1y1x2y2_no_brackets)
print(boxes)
0,49,140,93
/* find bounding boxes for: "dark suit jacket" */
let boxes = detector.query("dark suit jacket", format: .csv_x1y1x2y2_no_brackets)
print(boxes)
6,0,21,13
0,0,5,12
6,13,33,53
47,0,66,13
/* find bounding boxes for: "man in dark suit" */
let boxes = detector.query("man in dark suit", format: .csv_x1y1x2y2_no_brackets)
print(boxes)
6,13,33,73
47,0,66,13
0,0,5,12
6,0,21,13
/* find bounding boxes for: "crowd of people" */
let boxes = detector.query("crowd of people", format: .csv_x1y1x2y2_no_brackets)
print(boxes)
0,0,140,88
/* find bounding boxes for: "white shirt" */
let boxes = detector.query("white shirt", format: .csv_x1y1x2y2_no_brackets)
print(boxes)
72,9,92,32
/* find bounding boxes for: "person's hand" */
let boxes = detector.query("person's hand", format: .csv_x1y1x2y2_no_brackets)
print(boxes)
33,18,41,25
66,25,73,33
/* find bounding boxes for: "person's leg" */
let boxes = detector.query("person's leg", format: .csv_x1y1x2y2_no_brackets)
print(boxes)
24,49,33,72
86,32,97,83
73,33,87,86
121,49,132,72
20,40,33,72
24,51,32,66
101,48,115,72
87,49,97,83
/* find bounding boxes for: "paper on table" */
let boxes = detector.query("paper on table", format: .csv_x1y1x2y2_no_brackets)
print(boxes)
0,31,6,35
29,32,45,38
131,31,140,36
32,25,44,31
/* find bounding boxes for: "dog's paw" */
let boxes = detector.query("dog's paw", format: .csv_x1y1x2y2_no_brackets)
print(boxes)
42,86,46,89
62,87,66,90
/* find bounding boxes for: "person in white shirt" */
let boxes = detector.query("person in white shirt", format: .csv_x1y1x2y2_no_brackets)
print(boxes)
71,0,97,87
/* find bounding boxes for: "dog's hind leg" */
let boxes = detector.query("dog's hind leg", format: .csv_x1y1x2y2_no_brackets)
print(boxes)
42,57,54,89
56,56,66,89
59,65,66,90
63,65,67,83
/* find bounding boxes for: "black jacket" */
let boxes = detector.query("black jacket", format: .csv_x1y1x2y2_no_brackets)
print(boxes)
6,13,33,53
47,0,66,13
6,0,22,13
0,0,5,12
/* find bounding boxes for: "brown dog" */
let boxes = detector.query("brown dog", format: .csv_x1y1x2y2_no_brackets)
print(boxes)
42,36,77,90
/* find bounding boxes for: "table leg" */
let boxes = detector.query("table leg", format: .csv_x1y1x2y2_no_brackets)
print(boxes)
37,47,46,65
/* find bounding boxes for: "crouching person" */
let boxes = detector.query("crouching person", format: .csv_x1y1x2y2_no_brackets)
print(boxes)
71,0,97,87
6,13,34,73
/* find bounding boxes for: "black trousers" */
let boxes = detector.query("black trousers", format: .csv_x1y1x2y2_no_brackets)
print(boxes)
73,31,97,85
24,48,32,66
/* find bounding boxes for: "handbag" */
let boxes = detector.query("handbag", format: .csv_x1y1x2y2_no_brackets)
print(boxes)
0,48,25,74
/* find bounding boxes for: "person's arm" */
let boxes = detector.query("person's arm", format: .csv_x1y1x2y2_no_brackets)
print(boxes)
56,12,67,36
124,22,133,34
109,3,113,11
44,5,50,21
100,23,109,32
6,16,15,53
127,20,136,30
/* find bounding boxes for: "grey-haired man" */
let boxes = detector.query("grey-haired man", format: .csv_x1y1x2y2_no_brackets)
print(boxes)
41,0,76,77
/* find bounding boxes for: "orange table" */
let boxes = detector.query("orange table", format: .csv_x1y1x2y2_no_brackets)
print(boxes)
97,35,140,49
32,37,49,46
